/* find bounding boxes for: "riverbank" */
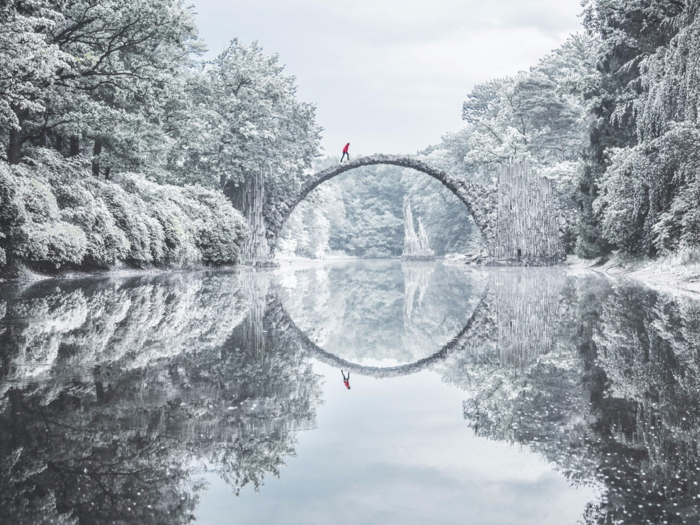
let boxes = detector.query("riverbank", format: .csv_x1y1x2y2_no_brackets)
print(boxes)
0,262,253,284
566,254,700,297
0,153,249,278
443,252,700,297
6,251,699,299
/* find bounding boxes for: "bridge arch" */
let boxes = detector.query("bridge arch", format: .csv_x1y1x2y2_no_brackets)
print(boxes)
263,154,499,258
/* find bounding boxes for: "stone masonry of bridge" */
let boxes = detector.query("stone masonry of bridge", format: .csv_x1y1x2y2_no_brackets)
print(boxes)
256,154,567,265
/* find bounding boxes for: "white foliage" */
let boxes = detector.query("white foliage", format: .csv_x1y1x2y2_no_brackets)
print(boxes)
0,151,248,270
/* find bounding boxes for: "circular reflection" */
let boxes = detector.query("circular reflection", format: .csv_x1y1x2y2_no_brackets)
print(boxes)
276,260,488,370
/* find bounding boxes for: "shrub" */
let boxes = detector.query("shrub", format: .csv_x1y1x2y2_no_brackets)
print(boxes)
0,151,248,273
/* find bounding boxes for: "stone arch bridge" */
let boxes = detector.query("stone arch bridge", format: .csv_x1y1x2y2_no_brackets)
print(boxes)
244,154,567,265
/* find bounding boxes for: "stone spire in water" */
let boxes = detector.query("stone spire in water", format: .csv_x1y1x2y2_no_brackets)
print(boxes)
403,196,434,260
403,195,420,256
417,218,432,256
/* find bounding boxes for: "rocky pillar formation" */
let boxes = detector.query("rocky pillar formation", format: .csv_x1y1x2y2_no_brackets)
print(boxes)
403,196,420,255
402,196,434,261
227,171,272,266
494,162,567,265
417,218,431,255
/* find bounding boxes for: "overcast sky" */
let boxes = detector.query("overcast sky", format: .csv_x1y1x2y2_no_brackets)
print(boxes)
191,0,584,156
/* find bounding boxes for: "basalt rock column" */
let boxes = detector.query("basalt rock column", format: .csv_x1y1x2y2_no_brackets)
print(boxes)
402,195,434,261
494,162,567,265
227,171,271,266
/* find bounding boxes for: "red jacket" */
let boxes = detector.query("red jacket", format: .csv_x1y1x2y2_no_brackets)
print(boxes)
343,143,349,153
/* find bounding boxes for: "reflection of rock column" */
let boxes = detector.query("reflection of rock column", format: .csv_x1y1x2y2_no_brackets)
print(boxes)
494,270,567,368
233,269,271,357
402,262,434,326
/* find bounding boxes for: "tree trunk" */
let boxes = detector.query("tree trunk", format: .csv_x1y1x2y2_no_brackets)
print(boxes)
7,106,26,165
69,136,80,157
8,127,22,165
92,138,102,176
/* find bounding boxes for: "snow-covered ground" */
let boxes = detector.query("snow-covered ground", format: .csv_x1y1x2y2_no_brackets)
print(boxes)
566,254,700,297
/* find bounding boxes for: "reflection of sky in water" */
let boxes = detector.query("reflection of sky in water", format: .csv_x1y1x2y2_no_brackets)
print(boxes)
276,260,487,366
196,361,596,525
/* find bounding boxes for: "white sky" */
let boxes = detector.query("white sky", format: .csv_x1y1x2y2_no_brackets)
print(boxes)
191,0,584,156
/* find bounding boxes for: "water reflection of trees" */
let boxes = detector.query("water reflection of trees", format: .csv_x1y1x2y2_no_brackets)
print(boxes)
0,272,321,524
445,273,700,524
3,267,700,524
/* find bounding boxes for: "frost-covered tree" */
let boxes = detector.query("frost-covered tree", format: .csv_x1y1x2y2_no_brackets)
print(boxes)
596,0,700,258
595,125,700,256
166,40,321,197
0,0,202,173
51,0,200,176
0,151,248,273
417,34,599,255
461,34,596,179
0,0,69,164
578,0,686,258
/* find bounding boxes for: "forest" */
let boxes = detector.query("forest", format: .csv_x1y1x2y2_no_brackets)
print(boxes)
2,0,700,270
0,0,319,272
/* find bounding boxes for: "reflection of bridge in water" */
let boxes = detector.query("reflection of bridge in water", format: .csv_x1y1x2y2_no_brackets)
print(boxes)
250,268,568,378
269,286,493,378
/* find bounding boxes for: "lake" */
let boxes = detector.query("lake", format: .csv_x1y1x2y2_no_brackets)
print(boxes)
1,260,699,524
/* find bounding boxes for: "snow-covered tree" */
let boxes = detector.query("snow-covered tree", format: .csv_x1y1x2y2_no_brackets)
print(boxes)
577,0,686,258
0,1,69,163
166,39,321,195
0,151,248,273
1,0,202,173
461,34,596,179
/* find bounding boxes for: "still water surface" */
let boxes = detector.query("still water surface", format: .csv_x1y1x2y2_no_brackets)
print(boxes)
1,260,699,524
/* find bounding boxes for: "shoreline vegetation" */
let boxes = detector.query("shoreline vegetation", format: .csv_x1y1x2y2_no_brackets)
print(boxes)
567,254,700,297
0,152,248,279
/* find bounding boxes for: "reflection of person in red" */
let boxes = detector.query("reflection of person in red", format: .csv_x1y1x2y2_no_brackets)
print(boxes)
341,143,350,162
341,370,351,390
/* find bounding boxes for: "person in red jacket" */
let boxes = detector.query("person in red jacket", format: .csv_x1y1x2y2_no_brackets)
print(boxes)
341,143,350,162
341,370,351,390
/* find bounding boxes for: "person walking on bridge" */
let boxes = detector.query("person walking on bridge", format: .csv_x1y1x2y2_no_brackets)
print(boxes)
341,370,351,389
341,143,350,162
